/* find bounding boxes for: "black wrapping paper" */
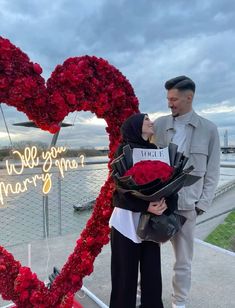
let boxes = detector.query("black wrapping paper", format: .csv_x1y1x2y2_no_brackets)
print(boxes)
111,143,200,201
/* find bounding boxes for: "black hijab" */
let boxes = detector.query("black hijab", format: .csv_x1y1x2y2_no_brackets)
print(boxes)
116,113,157,156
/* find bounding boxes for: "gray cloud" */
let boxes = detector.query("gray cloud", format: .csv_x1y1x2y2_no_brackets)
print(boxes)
1,0,235,147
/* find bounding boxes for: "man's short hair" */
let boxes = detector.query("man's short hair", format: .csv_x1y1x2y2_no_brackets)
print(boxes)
165,76,196,93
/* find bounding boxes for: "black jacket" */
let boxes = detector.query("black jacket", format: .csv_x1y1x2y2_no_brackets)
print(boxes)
113,113,178,213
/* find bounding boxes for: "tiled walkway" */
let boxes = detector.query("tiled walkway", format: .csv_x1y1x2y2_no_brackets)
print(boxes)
1,189,235,308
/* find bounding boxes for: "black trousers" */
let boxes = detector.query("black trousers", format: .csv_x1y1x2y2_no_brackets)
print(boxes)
109,227,164,308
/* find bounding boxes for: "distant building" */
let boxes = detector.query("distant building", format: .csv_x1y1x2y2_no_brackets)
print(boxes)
224,130,228,147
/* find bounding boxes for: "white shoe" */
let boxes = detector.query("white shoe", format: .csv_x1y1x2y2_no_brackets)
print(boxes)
172,304,185,308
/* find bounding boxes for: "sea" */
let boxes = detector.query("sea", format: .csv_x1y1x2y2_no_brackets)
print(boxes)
0,154,234,308
219,153,235,186
87,153,235,187
0,153,235,247
82,153,235,186
88,153,235,186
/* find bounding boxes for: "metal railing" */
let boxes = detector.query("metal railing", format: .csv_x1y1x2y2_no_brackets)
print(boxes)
215,162,235,198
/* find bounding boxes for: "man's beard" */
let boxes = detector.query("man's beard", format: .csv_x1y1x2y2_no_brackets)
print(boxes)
171,109,180,117
172,113,180,118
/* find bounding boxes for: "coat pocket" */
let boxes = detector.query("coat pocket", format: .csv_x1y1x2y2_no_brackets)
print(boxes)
189,145,208,173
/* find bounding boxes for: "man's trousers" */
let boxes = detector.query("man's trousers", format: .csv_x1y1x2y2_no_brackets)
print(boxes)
170,209,197,306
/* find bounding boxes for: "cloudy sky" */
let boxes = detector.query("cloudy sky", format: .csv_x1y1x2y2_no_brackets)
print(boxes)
0,0,235,149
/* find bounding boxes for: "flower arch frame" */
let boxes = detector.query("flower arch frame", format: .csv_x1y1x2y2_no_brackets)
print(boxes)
0,36,139,307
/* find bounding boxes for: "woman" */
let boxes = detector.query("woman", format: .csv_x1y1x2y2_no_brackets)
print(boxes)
109,113,167,308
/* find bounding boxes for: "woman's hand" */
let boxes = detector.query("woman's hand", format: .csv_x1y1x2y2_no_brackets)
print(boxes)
147,198,167,215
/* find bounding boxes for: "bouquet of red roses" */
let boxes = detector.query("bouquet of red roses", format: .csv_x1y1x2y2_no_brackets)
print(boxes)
124,160,174,184
111,143,201,243
111,143,200,201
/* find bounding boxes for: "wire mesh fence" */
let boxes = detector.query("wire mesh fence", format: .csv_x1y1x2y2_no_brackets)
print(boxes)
1,161,235,249
0,162,108,247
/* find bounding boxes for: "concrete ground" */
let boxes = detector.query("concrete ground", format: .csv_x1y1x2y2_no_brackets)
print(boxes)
1,189,235,308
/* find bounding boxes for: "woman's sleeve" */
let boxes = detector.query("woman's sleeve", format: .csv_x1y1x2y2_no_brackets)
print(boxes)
112,189,149,212
164,193,178,215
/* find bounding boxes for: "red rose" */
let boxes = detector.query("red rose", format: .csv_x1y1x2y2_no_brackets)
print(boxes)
48,124,60,134
65,92,77,105
124,160,174,185
20,290,29,301
0,77,9,89
33,63,43,74
86,236,95,246
0,36,140,306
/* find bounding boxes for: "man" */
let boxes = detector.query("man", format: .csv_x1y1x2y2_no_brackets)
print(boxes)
153,76,220,308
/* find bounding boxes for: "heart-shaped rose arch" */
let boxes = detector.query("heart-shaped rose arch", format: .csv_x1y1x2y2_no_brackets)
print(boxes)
0,36,140,307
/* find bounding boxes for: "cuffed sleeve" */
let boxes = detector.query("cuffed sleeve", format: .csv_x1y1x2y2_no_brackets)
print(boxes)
112,190,149,212
165,193,178,213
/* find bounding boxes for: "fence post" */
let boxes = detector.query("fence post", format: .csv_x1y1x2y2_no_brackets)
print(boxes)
42,123,62,238
58,174,62,236
42,194,49,237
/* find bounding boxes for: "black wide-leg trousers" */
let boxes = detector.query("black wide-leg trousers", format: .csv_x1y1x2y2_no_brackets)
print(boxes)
109,227,164,308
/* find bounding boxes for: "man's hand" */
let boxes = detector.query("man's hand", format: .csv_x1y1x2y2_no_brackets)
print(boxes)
148,198,167,215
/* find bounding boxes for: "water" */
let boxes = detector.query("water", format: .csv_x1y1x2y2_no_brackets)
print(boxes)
87,154,235,187
1,153,235,186
1,154,235,247
0,160,109,247
220,152,235,162
219,153,235,186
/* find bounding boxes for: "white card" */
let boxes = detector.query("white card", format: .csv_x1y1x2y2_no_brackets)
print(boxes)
132,147,170,165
